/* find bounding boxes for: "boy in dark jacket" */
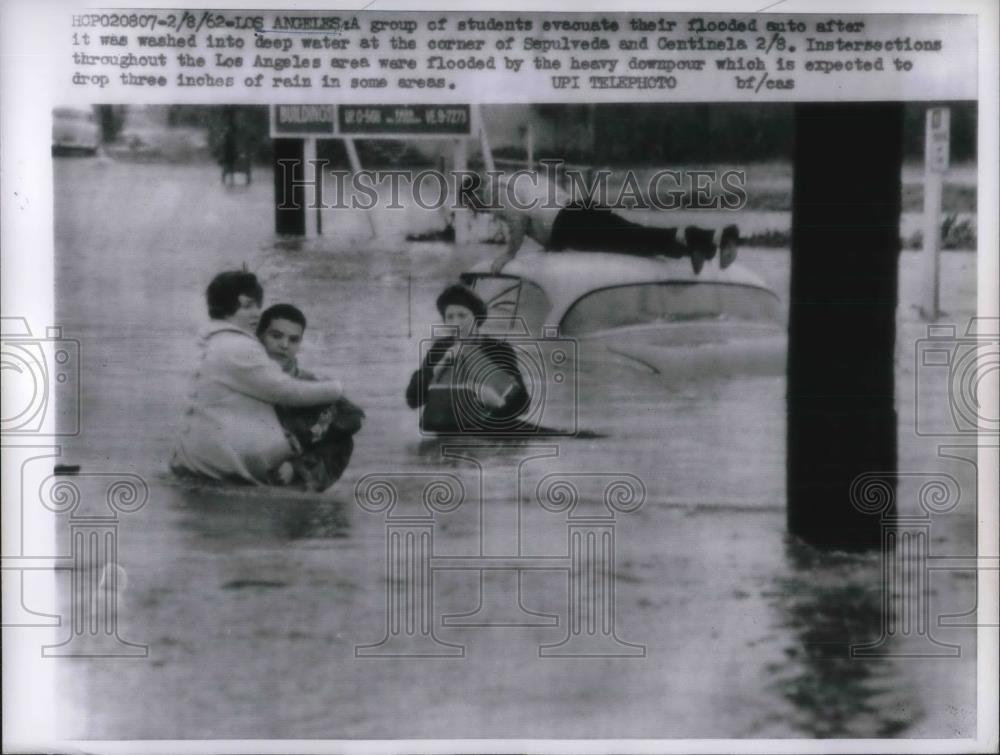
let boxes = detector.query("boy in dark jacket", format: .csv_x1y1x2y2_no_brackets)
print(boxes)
257,304,364,491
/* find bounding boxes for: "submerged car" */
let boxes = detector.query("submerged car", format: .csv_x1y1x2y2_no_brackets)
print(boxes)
460,250,786,380
52,107,100,155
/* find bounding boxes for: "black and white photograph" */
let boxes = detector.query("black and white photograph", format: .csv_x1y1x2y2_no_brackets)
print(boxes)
2,3,997,753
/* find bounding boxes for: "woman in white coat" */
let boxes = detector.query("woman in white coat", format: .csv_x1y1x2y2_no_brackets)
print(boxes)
169,271,344,485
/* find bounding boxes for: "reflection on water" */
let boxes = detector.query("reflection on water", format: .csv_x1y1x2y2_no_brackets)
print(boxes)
164,477,352,542
766,537,920,737
411,434,606,466
222,579,289,590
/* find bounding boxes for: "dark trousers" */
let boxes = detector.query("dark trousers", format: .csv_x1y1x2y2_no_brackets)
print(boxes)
291,436,354,492
548,205,693,259
276,400,362,492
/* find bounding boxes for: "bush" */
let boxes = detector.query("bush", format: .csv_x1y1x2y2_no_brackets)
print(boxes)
941,213,977,249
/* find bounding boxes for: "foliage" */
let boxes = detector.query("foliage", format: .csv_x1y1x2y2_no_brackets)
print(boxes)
529,103,975,165
168,105,271,162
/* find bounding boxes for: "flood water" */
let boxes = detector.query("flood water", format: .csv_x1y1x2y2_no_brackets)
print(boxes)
42,159,978,740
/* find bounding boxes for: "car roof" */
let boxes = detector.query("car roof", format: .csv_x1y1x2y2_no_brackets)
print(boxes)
465,249,777,325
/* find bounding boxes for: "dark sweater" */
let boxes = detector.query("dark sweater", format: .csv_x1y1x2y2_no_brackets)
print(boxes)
405,335,530,431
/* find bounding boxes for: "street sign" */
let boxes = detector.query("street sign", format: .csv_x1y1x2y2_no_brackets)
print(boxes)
269,104,473,139
926,107,950,174
338,105,472,137
268,103,476,240
270,105,337,137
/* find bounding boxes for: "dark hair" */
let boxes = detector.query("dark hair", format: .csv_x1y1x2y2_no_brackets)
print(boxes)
256,303,307,338
206,271,263,320
436,283,487,320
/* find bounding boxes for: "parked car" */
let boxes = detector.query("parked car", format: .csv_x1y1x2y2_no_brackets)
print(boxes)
460,250,786,380
52,107,100,156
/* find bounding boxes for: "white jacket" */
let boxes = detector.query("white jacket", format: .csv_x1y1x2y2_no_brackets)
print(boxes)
170,323,342,484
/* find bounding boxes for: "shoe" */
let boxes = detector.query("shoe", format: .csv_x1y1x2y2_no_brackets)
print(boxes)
684,226,717,259
718,224,739,269
689,248,705,275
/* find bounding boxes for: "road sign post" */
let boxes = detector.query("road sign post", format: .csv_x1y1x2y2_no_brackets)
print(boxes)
452,138,469,245
270,106,336,238
270,105,474,240
303,136,320,237
921,107,950,321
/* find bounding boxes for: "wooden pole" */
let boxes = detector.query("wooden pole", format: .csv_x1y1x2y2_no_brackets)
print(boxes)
452,138,469,245
343,138,377,239
787,103,904,550
476,105,496,173
273,138,305,236
303,137,320,237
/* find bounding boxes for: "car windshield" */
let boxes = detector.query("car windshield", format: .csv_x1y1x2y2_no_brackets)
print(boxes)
459,274,552,336
560,282,781,336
